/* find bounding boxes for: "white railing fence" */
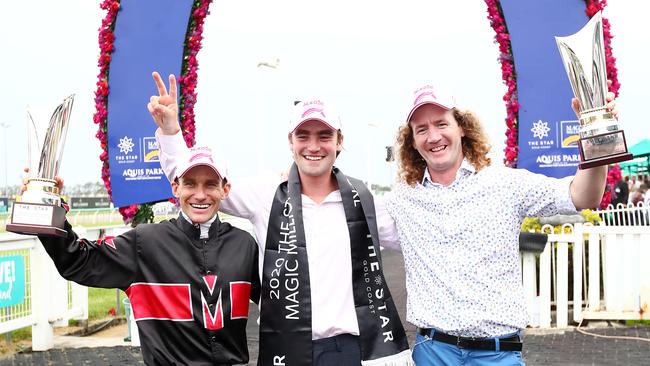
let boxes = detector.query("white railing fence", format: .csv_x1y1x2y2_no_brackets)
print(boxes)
522,203,650,329
599,202,650,226
0,226,128,350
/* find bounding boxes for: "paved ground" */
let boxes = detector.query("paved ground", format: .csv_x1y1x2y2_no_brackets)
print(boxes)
2,250,649,365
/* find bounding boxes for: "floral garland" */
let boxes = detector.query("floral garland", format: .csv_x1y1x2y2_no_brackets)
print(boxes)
93,0,119,206
484,0,518,167
601,163,622,209
94,0,211,225
484,0,620,168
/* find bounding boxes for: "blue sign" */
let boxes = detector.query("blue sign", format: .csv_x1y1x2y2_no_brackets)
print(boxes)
500,0,587,178
0,255,26,308
0,198,7,213
107,0,194,207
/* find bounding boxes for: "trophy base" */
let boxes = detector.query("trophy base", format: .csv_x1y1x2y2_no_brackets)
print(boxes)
578,152,634,170
5,223,68,238
5,203,67,238
578,130,634,170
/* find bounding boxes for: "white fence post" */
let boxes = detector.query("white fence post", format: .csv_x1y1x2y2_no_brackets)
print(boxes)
30,240,54,351
50,260,69,327
572,223,584,323
555,225,570,328
641,231,650,314
521,251,538,326
72,283,88,321
587,226,601,312
602,231,621,312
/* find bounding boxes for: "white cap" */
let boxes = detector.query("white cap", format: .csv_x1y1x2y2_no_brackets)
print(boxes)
288,99,342,133
175,146,227,180
406,84,458,123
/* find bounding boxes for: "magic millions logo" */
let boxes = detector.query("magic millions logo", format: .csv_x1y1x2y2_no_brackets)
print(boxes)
142,137,160,163
560,120,580,148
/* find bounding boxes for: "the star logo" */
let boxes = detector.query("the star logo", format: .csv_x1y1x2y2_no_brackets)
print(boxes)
531,120,550,140
118,136,134,154
374,275,383,286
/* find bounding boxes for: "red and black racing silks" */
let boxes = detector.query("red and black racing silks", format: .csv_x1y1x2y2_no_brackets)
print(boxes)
259,164,412,366
39,215,260,365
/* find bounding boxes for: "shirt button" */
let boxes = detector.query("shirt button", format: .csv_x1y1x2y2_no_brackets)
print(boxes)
211,336,217,342
209,303,214,309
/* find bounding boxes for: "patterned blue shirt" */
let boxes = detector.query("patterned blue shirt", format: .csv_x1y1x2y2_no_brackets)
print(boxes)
385,160,576,337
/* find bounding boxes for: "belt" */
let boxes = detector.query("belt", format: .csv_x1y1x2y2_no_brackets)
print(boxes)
417,328,522,352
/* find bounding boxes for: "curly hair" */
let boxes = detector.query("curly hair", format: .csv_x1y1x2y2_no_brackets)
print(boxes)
396,108,492,186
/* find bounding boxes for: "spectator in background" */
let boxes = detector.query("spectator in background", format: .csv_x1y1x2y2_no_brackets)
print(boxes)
611,177,629,207
624,176,630,190
630,184,647,206
635,175,644,190
629,184,648,225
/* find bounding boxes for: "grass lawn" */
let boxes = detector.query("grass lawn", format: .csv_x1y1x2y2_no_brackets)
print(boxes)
87,287,127,320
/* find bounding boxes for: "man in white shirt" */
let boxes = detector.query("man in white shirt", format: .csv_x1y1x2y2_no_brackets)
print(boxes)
147,72,412,366
385,84,617,366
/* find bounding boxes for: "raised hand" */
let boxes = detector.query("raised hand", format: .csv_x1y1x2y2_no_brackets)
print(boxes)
147,71,180,135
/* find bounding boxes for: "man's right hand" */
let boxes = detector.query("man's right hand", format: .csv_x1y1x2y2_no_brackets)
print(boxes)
147,71,180,135
20,167,64,194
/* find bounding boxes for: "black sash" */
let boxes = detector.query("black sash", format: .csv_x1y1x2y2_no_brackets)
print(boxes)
259,164,412,366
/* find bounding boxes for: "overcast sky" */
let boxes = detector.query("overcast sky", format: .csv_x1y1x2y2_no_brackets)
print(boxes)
1,0,648,192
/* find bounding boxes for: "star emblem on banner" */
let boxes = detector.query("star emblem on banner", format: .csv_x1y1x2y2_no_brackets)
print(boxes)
374,275,383,286
118,136,134,154
531,120,550,140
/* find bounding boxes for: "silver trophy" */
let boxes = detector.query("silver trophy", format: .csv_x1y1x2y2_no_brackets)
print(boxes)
6,95,74,237
555,11,632,169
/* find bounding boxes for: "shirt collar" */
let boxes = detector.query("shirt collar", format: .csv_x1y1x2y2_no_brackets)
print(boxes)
180,211,218,239
421,159,476,186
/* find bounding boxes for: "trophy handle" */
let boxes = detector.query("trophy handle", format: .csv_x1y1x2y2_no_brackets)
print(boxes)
26,110,40,179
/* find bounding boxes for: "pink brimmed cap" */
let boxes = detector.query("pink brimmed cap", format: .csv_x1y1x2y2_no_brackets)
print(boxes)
288,99,342,133
175,146,227,180
406,84,457,123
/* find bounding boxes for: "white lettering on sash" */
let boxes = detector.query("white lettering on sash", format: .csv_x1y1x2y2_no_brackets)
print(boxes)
271,197,302,319
383,331,394,342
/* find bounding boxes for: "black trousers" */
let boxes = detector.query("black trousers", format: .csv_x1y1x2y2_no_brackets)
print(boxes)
312,334,361,366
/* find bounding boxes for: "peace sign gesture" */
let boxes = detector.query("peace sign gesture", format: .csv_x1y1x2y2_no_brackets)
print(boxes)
147,71,180,135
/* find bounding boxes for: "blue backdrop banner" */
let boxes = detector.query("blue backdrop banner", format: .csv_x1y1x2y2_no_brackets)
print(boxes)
500,0,587,178
108,0,193,207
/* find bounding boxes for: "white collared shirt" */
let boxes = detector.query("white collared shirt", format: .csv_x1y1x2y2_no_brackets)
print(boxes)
180,211,216,239
157,131,400,340
385,160,576,337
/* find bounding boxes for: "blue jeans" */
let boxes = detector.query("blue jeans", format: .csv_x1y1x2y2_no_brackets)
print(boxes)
412,332,525,366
